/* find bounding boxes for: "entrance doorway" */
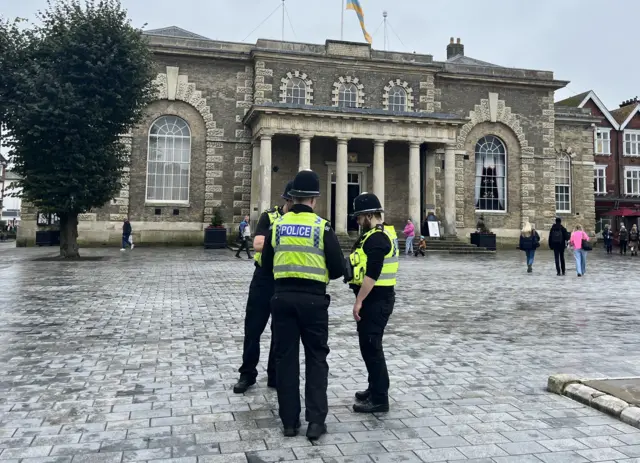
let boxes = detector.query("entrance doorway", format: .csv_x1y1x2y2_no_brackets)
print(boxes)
327,163,369,233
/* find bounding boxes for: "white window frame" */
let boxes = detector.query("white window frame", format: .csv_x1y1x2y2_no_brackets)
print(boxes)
474,135,508,213
146,115,191,205
594,165,607,195
555,154,571,213
338,82,358,108
285,77,307,105
388,86,407,112
624,130,640,157
625,166,640,196
595,128,611,155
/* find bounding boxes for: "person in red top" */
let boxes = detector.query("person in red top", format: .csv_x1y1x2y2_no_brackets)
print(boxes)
403,219,415,255
569,224,589,277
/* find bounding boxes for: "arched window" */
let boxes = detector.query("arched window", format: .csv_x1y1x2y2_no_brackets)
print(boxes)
388,86,407,112
474,135,507,211
338,83,358,108
556,154,571,213
147,115,191,203
285,77,306,105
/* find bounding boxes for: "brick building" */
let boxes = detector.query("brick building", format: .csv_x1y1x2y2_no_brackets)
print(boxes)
556,92,640,232
18,28,598,246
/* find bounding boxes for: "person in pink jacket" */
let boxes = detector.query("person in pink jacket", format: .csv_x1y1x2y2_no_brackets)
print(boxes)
403,219,415,255
569,224,589,277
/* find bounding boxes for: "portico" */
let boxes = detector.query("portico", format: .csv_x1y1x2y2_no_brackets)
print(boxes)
244,104,465,235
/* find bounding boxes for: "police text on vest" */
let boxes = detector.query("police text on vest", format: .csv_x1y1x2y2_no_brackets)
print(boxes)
279,225,312,237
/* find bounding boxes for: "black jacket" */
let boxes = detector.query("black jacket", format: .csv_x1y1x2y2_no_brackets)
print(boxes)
349,224,394,297
122,221,132,236
548,224,569,249
602,229,614,241
261,204,345,295
519,231,540,251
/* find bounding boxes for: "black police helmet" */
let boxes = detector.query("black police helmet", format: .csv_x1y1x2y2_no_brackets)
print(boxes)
352,192,384,216
281,180,294,200
289,169,321,198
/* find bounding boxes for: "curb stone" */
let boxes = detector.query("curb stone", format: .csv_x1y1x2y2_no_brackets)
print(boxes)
547,374,640,430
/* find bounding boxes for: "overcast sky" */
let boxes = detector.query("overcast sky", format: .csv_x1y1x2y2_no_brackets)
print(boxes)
2,0,638,110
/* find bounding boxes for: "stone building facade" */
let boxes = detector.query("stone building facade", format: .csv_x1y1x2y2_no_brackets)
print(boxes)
17,29,598,246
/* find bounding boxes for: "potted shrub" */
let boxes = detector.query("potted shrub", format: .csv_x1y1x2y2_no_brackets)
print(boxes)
470,214,497,251
204,209,227,249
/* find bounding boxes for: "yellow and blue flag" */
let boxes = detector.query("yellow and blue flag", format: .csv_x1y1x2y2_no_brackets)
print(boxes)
346,0,372,44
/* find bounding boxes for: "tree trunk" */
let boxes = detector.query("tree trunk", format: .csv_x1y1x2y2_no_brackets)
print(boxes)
59,212,80,258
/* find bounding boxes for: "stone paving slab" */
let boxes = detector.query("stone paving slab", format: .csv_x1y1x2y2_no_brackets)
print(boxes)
584,379,640,406
0,246,640,462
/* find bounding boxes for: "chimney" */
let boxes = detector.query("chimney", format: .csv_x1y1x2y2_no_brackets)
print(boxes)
620,97,639,108
447,37,464,59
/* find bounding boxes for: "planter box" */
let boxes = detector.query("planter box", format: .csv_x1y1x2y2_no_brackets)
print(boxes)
36,230,61,246
470,232,496,251
204,227,227,249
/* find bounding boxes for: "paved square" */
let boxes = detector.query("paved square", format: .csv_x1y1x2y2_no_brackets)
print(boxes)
1,244,640,462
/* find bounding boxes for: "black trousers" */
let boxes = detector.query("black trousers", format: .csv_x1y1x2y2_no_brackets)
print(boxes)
621,241,628,254
271,292,330,427
553,248,566,274
357,292,395,404
236,237,251,257
238,270,275,382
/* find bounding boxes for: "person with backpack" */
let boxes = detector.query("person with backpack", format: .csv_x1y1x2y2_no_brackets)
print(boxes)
619,225,629,255
602,224,614,254
235,215,252,259
519,221,540,273
548,217,569,276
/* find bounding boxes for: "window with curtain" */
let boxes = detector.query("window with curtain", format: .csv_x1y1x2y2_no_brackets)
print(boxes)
147,115,191,203
285,77,306,105
388,86,407,112
338,83,358,108
474,135,507,211
555,154,571,213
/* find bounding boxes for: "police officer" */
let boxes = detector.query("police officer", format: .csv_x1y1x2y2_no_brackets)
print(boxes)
261,170,344,440
346,192,398,413
233,181,294,394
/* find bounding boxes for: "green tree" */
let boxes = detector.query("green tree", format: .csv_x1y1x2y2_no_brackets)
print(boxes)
1,0,156,257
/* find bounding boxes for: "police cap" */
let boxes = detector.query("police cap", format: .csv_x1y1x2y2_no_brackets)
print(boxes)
281,180,294,200
289,169,321,198
352,192,384,216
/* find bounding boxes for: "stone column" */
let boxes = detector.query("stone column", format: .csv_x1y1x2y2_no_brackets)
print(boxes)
444,143,457,235
335,138,349,235
250,143,260,221
299,136,311,171
258,134,272,214
425,150,436,209
408,142,421,226
373,140,385,210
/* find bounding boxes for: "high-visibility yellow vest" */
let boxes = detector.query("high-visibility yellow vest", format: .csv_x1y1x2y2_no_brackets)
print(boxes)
349,225,399,286
254,207,282,267
271,212,329,283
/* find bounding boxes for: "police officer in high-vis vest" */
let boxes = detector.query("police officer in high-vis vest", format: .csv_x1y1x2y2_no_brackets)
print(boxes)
261,170,344,440
233,181,294,394
346,192,398,413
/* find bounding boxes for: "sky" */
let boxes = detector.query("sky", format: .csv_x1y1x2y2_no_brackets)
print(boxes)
1,0,638,111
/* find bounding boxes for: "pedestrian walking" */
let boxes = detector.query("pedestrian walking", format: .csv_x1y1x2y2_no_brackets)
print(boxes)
569,224,590,277
629,224,639,256
519,221,540,273
235,215,252,259
346,193,398,414
261,170,344,440
548,217,570,275
602,224,614,254
619,225,628,255
121,218,134,251
232,181,293,394
403,219,415,255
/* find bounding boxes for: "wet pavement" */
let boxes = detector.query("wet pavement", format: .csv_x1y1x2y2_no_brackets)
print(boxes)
584,379,640,407
0,245,640,462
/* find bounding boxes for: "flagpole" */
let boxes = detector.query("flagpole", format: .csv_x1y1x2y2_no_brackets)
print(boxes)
341,0,345,40
282,0,285,41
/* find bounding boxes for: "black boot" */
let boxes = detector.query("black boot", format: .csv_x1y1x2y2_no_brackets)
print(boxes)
233,377,256,394
267,377,277,389
283,420,301,437
527,264,532,273
353,399,389,413
306,423,327,440
355,390,371,401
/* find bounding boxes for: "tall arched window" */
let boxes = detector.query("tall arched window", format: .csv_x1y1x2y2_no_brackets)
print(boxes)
388,86,407,112
147,115,191,203
338,83,358,108
285,78,306,105
556,154,571,213
474,135,507,211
